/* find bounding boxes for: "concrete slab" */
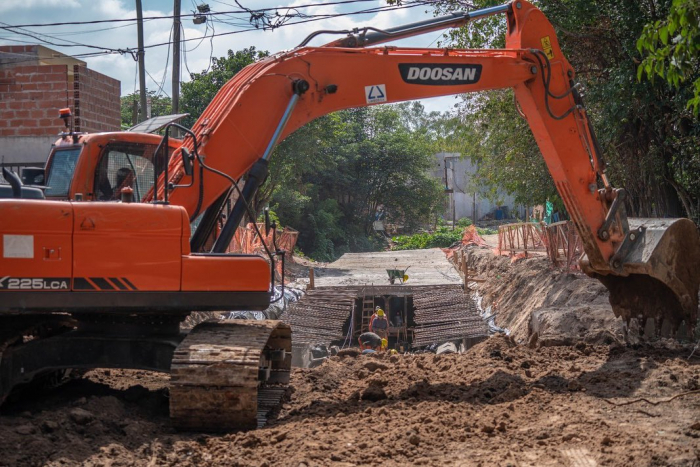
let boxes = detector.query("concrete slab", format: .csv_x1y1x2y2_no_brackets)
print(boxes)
313,248,461,287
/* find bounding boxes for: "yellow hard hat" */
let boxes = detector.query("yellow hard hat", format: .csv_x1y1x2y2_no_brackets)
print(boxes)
377,309,385,317
390,349,398,355
403,274,409,282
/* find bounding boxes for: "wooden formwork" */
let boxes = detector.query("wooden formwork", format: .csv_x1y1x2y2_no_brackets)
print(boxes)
543,221,584,272
497,222,546,257
497,221,583,271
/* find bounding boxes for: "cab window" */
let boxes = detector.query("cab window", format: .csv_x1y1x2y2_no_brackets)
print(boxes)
45,148,81,197
94,143,164,201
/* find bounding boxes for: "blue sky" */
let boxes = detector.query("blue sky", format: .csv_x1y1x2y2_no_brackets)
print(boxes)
0,0,462,112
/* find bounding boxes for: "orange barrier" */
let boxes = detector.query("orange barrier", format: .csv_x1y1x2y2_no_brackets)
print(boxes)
497,222,546,257
442,225,489,259
228,223,299,259
543,221,583,272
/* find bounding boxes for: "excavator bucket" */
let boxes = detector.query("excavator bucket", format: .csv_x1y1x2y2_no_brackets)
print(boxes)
584,218,700,338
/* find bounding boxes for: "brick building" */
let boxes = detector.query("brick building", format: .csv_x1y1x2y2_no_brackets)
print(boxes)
0,45,120,166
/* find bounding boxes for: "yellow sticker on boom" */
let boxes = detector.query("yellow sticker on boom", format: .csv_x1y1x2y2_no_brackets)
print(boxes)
540,36,554,59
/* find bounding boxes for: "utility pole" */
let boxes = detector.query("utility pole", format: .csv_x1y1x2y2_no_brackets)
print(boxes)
136,0,147,123
172,0,181,117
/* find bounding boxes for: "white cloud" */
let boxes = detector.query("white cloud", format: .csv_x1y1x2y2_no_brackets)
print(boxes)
0,0,79,14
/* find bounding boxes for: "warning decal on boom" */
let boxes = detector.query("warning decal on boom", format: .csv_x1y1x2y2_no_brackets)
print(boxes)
365,85,387,104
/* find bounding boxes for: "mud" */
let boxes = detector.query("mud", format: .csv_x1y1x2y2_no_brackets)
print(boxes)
1,336,699,466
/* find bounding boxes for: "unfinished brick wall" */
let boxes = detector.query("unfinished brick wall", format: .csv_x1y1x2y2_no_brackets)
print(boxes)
0,64,71,138
0,51,120,138
73,65,120,133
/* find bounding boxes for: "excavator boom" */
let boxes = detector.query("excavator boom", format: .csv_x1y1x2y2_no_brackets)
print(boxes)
156,0,699,334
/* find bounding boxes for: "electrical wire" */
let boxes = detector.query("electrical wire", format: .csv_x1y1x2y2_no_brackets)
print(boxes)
2,1,433,66
155,25,174,98
145,68,170,98
0,21,121,53
0,0,403,29
4,18,158,37
204,17,216,74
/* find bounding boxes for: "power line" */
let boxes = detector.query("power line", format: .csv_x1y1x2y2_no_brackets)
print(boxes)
1,1,436,66
156,25,174,98
14,19,157,37
145,68,171,98
0,0,388,29
0,21,121,52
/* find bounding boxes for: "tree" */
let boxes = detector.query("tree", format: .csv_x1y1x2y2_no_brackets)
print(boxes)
431,0,700,223
637,0,700,115
120,91,171,130
180,47,269,127
269,103,444,261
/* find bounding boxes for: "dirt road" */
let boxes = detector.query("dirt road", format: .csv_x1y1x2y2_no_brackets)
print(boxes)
313,249,461,287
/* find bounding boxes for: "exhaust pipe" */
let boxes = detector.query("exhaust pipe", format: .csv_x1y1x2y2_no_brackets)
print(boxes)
2,168,22,199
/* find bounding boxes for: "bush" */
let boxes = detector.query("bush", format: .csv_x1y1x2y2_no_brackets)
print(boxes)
476,227,497,236
391,227,464,250
457,217,473,228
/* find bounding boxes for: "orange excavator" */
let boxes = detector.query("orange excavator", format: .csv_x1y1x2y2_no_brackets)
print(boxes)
1,0,699,431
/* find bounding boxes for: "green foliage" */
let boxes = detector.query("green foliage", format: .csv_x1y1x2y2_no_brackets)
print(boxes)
180,47,269,127
456,217,473,227
637,0,700,115
257,208,281,227
269,103,445,261
391,227,463,250
432,0,700,224
120,91,171,130
478,227,497,236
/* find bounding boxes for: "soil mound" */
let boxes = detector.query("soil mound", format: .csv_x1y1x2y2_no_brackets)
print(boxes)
2,336,698,466
466,248,624,345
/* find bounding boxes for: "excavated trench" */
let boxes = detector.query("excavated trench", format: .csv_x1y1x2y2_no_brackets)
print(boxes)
283,284,489,367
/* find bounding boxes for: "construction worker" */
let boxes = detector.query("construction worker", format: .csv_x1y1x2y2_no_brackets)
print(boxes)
358,332,382,354
380,338,388,352
369,306,389,339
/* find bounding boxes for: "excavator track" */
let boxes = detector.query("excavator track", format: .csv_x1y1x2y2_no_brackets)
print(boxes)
0,315,77,406
169,320,291,432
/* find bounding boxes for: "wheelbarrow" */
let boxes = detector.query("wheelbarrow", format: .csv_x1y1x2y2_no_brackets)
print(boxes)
387,266,410,284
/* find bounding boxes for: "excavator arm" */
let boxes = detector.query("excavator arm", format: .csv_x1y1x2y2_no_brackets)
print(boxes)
160,0,699,334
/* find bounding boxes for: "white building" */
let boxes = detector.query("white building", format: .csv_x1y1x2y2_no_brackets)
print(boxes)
432,152,525,223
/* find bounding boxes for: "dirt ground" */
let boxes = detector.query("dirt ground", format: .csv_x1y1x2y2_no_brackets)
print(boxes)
465,247,624,346
0,336,699,466
312,249,461,287
1,250,699,466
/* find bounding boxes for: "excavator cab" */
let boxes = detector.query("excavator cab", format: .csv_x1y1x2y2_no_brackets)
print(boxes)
41,133,181,202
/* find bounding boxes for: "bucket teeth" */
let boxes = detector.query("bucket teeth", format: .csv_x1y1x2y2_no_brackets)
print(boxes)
584,218,700,340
